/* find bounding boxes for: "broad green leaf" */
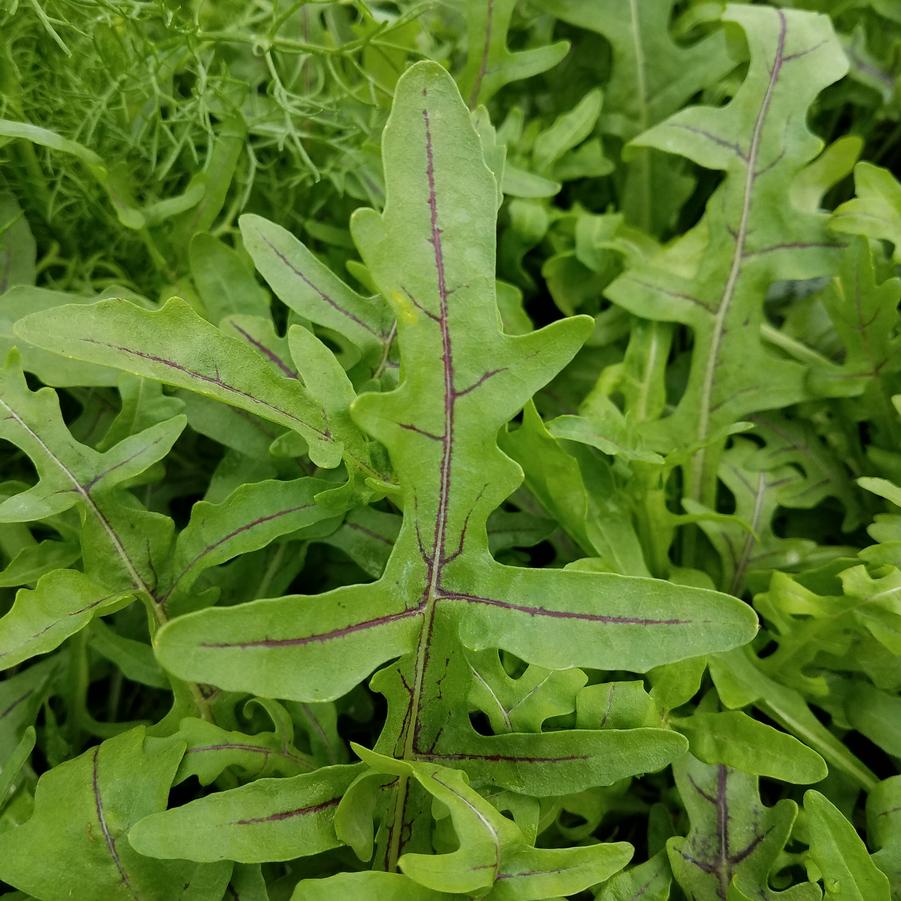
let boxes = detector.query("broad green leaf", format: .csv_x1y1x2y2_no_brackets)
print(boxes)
502,401,650,574
809,238,901,406
457,0,569,108
89,620,168,689
0,727,230,900
159,476,342,612
576,680,659,730
606,7,848,506
321,507,400,578
549,406,664,465
686,438,818,595
170,116,246,252
0,355,181,583
500,164,561,199
153,62,754,873
649,655,708,711
96,376,187,451
668,755,799,901
287,325,385,485
174,717,315,785
129,763,362,863
532,89,611,178
0,656,60,761
791,135,863,213
15,297,344,469
293,871,452,900
831,162,901,261
0,537,80,586
0,353,216,716
596,851,671,901
0,569,132,670
749,414,864,531
1,287,121,387
240,213,393,366
755,565,901,697
804,790,891,900
674,710,827,784
861,477,901,508
709,648,877,790
227,864,270,901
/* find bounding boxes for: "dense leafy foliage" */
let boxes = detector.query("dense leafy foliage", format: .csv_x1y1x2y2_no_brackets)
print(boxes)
1,2,900,899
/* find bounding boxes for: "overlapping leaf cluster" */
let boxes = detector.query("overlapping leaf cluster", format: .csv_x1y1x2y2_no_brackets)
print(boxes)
1,2,900,899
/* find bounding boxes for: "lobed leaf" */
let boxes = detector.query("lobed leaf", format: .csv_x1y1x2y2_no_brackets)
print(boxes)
0,727,231,900
607,6,848,505
129,764,363,864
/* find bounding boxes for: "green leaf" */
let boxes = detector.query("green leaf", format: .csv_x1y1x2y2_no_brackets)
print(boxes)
844,682,901,757
0,569,132,670
576,680,659,730
606,6,848,505
831,162,901,262
502,401,651,573
668,755,800,901
1,287,121,387
293,871,452,900
804,790,891,900
159,476,342,612
0,726,35,814
153,61,755,872
809,238,901,402
128,764,362,863
458,0,569,108
174,717,315,785
0,656,60,761
674,710,828,784
596,851,672,901
466,648,586,733
0,355,181,592
89,620,168,689
685,437,818,595
709,648,877,790
15,297,344,468
239,213,394,367
0,727,231,900
355,745,633,898
532,89,608,175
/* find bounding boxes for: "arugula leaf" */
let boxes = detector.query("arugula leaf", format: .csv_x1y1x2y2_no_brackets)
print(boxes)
607,7,848,507
458,0,569,109
831,163,901,261
0,727,231,900
144,62,753,876
804,790,891,900
668,755,803,900
129,764,362,863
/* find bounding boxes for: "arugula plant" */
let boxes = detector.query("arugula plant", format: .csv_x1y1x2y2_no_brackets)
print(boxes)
0,2,900,899
8,60,756,891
